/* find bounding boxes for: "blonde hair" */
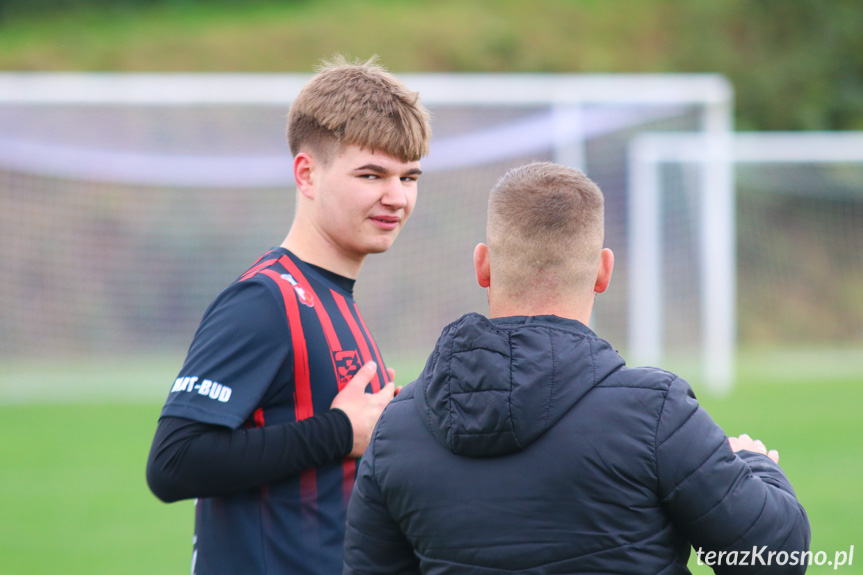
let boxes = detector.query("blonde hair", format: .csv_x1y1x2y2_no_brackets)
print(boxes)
487,162,605,296
287,55,431,162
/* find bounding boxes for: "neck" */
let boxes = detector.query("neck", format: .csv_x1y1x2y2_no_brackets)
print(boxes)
281,225,363,280
488,289,595,326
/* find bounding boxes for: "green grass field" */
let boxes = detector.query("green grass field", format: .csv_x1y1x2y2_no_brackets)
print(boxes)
1,353,861,574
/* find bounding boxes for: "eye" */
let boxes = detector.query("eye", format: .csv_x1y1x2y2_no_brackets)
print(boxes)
358,174,379,180
401,175,419,183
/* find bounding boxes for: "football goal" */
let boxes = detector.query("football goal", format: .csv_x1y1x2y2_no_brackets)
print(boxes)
0,72,732,394
629,131,863,392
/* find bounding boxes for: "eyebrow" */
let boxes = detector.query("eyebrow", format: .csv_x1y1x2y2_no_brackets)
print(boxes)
354,163,423,177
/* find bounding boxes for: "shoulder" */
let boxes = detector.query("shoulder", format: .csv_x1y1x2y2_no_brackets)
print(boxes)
393,380,419,402
595,363,689,414
598,363,680,392
589,363,701,434
369,381,421,446
377,380,418,427
194,276,291,341
210,272,284,308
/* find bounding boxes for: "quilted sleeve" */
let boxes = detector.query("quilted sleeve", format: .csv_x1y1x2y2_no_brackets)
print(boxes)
655,377,810,574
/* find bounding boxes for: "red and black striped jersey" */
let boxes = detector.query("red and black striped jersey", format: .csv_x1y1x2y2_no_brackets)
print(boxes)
161,247,391,575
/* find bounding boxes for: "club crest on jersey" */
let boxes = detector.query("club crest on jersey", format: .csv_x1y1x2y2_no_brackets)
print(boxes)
280,273,314,307
333,350,362,385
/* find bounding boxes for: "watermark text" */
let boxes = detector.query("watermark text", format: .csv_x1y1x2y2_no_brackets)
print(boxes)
696,545,854,570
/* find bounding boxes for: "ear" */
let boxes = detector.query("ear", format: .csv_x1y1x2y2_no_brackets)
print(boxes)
594,248,614,294
293,152,316,199
473,243,491,288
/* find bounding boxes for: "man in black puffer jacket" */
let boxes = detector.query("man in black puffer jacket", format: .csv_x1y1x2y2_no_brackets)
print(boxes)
343,162,810,574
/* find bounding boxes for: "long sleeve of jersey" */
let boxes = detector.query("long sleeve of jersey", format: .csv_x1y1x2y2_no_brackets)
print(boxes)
146,410,353,503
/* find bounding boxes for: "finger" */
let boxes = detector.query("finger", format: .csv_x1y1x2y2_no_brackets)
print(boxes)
739,433,751,441
376,381,395,400
753,439,767,454
386,367,396,383
728,437,741,451
767,449,780,463
347,361,377,388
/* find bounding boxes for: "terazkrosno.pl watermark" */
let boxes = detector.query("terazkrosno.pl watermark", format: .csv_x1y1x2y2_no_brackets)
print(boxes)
695,545,854,570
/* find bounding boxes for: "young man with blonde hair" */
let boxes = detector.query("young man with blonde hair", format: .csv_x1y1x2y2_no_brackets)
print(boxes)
147,56,431,575
344,162,809,574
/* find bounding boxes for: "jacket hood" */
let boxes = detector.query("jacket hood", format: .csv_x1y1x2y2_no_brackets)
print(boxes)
413,313,625,457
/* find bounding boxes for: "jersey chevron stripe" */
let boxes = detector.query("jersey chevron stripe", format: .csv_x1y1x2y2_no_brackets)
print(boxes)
247,251,270,269
278,256,344,387
276,256,359,507
332,298,389,505
353,302,391,385
254,268,314,420
255,267,319,530
238,258,279,282
331,291,381,393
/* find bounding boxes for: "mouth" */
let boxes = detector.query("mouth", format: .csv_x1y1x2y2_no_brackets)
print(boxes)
369,215,401,230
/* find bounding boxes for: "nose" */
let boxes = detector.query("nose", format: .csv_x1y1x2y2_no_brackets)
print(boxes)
381,177,408,209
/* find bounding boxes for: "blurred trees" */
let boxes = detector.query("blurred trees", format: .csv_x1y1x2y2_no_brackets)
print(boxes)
1,0,861,131
667,0,863,130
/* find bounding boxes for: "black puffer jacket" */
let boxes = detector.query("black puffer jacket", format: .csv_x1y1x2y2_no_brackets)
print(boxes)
344,314,810,574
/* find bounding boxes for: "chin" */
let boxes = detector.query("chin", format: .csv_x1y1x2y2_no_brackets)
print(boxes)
363,238,397,255
365,244,393,255
363,232,400,255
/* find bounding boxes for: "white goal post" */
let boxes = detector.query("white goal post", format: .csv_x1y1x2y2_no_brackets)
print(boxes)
0,72,732,182
629,131,863,394
0,73,733,393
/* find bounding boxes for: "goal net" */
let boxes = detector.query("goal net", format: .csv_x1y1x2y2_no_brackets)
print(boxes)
0,73,732,394
629,132,863,391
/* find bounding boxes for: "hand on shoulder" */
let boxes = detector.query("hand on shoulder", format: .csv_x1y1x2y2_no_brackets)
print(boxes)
728,433,779,463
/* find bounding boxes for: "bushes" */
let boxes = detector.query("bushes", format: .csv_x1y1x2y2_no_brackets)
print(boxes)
1,0,861,131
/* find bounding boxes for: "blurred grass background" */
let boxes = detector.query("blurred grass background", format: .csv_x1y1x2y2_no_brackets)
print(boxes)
1,0,862,573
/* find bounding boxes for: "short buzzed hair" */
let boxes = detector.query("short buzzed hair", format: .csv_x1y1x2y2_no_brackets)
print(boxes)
487,162,605,296
287,55,431,163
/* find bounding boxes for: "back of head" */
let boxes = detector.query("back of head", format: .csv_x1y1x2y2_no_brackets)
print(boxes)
487,162,605,298
287,55,431,163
